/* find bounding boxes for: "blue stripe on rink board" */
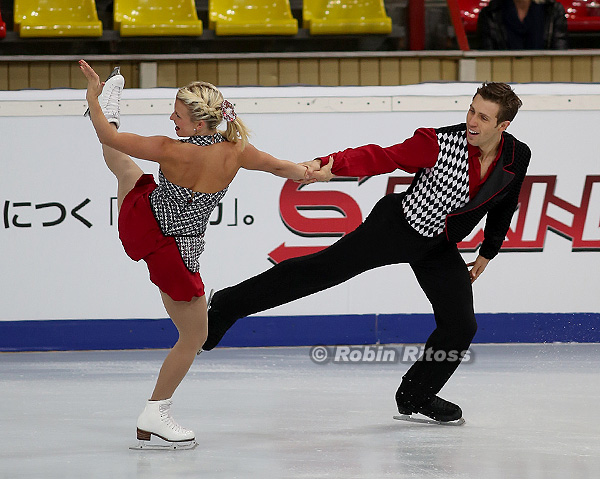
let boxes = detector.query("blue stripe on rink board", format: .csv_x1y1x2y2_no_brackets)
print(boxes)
0,313,599,352
216,314,377,348
0,319,179,353
377,313,600,344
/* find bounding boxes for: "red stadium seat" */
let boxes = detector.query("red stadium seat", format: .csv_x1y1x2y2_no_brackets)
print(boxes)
457,0,487,33
561,0,600,31
0,9,6,39
455,0,600,34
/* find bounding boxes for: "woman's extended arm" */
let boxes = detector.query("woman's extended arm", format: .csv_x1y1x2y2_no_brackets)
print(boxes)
80,60,180,165
239,143,309,181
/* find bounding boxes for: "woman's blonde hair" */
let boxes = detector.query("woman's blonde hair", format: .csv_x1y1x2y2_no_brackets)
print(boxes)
176,81,249,149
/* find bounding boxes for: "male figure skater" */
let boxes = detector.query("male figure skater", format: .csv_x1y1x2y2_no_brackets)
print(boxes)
202,82,531,424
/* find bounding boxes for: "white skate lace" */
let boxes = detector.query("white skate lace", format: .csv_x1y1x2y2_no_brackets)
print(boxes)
100,85,121,118
159,401,191,435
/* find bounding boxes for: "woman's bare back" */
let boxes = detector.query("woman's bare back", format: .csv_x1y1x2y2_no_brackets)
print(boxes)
160,140,242,194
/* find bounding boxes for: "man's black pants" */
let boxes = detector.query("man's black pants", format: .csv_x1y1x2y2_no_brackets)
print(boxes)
211,193,477,397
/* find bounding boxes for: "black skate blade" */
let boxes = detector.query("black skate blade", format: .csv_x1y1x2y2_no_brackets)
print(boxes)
393,414,465,426
197,289,216,356
207,288,215,309
129,439,198,451
83,66,121,117
106,66,122,80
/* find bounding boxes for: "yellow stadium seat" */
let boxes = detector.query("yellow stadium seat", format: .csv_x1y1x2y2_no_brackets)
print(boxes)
14,0,102,38
209,0,298,36
303,0,392,35
114,0,203,36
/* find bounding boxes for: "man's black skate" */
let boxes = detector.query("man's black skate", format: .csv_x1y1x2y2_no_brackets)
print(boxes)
201,290,237,351
394,394,465,426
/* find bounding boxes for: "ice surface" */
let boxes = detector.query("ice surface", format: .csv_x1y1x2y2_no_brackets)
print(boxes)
2,344,599,479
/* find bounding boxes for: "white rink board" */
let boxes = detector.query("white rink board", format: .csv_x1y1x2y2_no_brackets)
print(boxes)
0,83,599,321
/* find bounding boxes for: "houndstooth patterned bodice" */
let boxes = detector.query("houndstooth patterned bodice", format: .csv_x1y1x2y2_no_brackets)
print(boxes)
150,133,228,272
402,124,470,237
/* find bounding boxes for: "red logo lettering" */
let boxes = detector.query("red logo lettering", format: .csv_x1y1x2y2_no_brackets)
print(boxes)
459,175,600,251
270,175,600,263
268,180,363,263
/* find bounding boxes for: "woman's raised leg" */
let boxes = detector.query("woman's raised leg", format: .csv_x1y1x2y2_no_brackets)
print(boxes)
101,133,144,211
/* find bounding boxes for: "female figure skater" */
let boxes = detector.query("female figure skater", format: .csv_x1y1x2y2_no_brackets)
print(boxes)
79,60,309,449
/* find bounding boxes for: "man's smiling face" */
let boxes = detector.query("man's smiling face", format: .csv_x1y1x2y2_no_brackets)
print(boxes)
466,94,509,150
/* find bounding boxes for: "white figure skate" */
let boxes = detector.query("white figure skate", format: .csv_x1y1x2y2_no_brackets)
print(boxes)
84,66,124,129
129,398,198,450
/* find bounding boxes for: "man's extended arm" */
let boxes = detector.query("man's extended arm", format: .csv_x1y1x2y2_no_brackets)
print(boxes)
315,128,439,177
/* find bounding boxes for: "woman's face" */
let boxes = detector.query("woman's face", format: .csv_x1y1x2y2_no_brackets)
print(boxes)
170,99,198,137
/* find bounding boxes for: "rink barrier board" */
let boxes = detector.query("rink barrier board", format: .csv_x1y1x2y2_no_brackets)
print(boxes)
1,313,598,352
2,84,599,326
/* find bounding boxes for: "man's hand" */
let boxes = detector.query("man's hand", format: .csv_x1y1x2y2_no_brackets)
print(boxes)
466,255,490,283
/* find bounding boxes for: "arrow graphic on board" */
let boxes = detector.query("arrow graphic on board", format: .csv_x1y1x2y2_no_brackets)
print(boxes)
267,243,328,265
268,176,373,264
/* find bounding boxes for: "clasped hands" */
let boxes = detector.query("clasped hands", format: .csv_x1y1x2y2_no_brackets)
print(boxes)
296,157,335,184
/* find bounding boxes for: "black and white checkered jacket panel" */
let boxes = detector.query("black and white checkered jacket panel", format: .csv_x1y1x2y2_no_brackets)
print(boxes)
402,124,470,238
150,133,228,272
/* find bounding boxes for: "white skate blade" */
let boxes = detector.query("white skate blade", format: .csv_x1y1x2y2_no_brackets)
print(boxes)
393,414,465,426
129,438,198,451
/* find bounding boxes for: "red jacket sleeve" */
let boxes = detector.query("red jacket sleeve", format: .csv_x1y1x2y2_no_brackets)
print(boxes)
317,128,439,176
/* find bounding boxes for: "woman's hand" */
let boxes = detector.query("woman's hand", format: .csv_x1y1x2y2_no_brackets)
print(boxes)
299,159,322,176
79,60,103,102
294,161,318,184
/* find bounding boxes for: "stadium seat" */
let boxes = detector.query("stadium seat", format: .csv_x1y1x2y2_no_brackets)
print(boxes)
114,0,203,36
456,0,600,34
0,9,6,39
303,0,392,35
560,0,600,32
209,0,298,36
456,0,486,33
13,0,102,37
